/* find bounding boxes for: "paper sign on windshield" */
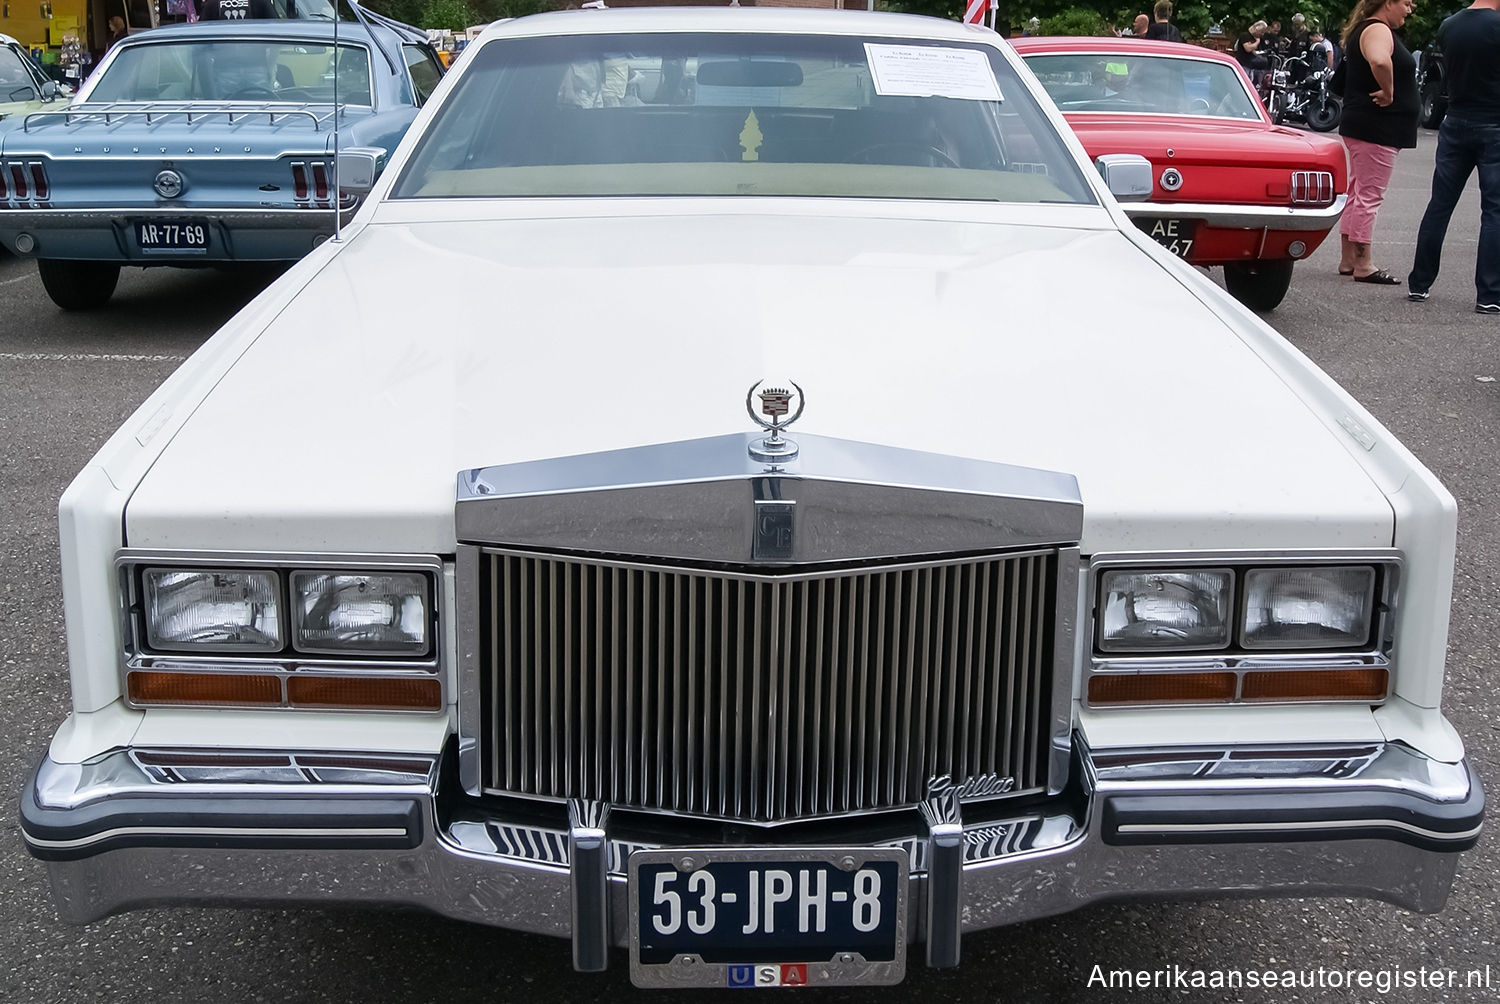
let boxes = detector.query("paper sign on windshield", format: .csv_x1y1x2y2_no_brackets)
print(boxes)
864,44,1003,102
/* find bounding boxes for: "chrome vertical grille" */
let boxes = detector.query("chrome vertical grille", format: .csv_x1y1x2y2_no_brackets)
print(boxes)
475,548,1058,822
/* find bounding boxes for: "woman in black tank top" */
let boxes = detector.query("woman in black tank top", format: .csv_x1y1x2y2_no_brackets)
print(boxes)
1336,0,1418,283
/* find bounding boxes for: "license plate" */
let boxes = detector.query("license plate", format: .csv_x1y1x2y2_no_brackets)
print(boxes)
135,220,210,253
1139,217,1196,258
629,847,909,988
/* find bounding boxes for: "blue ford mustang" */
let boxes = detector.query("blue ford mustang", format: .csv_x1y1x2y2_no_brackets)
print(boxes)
0,17,443,309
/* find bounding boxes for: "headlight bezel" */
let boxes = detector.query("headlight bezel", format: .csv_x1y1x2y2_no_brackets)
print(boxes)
1087,550,1400,709
116,550,444,714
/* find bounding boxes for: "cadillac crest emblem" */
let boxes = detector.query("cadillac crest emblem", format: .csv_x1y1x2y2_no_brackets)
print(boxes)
746,379,804,464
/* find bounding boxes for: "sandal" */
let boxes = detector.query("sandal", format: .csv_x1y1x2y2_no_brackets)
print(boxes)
1353,268,1400,285
1339,267,1354,275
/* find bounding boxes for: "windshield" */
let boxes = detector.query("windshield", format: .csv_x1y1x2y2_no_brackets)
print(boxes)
87,40,372,104
392,32,1095,204
0,44,39,103
1023,53,1262,121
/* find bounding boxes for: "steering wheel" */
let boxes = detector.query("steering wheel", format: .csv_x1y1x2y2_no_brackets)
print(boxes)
1187,97,1213,114
226,85,277,100
850,142,960,168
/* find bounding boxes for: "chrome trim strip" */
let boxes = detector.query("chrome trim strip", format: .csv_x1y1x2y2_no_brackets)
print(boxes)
1047,546,1080,794
26,825,409,851
456,545,484,796
1115,820,1484,841
1121,194,1345,230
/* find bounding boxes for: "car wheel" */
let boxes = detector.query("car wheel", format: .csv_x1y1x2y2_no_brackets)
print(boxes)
1307,98,1341,132
1420,80,1446,129
36,259,121,311
1224,260,1294,312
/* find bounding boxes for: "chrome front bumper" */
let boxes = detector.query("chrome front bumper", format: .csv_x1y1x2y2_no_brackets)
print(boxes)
19,737,1481,971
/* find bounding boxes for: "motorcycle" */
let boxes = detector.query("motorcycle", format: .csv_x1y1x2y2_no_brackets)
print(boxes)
1265,54,1341,132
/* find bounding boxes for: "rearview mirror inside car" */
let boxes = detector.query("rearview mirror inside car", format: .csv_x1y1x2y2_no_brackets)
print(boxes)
696,60,804,88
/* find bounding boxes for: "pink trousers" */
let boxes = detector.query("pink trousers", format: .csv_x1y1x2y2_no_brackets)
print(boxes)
1340,136,1401,244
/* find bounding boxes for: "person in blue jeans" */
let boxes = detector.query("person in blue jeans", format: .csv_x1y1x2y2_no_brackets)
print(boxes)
1408,0,1500,313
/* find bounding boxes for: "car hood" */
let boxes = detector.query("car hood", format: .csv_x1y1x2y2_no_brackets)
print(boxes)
1059,115,1341,167
124,209,1392,555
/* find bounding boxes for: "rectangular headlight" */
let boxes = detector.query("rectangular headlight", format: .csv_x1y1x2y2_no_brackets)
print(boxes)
1098,569,1232,652
1241,565,1376,650
292,571,430,655
143,568,283,652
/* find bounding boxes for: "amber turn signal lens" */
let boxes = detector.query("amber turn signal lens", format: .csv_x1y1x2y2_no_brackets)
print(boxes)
1241,668,1389,702
128,670,282,707
1088,672,1237,705
287,675,442,711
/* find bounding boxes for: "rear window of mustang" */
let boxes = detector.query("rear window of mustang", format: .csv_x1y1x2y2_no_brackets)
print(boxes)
1023,53,1262,121
390,32,1096,204
87,40,373,105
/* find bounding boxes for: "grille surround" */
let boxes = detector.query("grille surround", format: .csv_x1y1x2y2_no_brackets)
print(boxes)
463,546,1064,823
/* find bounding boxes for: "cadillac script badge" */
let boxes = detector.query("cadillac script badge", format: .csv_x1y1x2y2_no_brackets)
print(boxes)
746,379,804,464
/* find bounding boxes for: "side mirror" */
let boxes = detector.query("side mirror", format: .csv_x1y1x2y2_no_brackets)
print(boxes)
1093,153,1154,202
40,80,61,101
336,146,387,197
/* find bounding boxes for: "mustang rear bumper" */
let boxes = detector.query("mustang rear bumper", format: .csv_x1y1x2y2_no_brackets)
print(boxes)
19,737,1481,969
0,206,355,263
1121,195,1346,231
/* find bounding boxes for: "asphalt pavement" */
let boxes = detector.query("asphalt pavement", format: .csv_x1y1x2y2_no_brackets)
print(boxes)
0,131,1496,1003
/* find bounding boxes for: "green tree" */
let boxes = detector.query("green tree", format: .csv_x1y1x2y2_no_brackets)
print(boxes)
1038,7,1111,34
418,0,474,30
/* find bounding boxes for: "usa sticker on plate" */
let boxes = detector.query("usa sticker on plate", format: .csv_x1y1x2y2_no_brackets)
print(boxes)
728,964,809,988
864,44,1003,102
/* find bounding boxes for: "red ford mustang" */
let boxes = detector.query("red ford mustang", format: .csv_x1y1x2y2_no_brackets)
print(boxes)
1011,37,1346,311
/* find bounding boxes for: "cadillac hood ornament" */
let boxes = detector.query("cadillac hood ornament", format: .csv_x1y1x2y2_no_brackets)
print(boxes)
746,379,804,463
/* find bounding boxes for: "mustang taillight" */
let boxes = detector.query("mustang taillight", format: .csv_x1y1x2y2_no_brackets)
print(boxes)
8,163,28,200
311,161,330,202
290,161,310,201
1290,170,1335,208
0,162,8,200
29,162,49,201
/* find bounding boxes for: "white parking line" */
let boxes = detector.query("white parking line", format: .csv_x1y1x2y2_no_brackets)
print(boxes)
0,352,187,363
0,272,35,286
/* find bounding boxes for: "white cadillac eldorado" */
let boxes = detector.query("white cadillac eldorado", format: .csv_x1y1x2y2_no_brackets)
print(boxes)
19,8,1482,990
